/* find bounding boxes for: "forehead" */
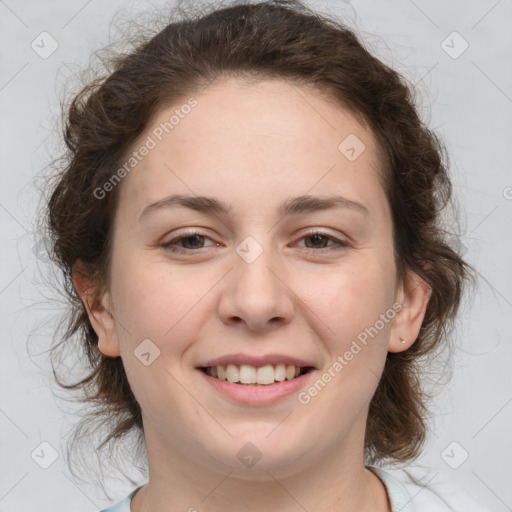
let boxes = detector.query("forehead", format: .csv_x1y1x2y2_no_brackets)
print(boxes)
116,77,387,219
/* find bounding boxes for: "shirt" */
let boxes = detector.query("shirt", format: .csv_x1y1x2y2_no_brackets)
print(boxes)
99,466,489,511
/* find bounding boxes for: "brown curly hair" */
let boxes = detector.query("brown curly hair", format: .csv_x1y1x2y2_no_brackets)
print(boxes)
42,0,472,478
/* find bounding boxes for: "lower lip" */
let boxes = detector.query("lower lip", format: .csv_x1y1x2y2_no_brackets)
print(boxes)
197,369,314,405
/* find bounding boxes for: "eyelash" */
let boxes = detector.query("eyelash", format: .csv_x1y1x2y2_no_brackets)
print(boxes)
161,229,349,255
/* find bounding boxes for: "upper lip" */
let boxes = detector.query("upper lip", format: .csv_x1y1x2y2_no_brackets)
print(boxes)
198,353,317,369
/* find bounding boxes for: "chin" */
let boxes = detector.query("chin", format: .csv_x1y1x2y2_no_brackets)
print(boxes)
202,433,308,475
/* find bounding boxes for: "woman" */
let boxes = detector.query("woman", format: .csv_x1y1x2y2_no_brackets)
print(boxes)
44,1,474,510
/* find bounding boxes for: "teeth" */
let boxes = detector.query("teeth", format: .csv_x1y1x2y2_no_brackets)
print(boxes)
256,365,274,385
274,363,286,381
226,364,239,383
239,364,256,384
206,363,306,385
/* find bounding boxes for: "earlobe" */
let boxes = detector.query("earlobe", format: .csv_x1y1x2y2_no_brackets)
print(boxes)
72,260,121,358
389,269,431,353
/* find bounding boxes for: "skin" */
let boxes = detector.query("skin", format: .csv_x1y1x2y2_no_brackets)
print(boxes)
74,77,431,512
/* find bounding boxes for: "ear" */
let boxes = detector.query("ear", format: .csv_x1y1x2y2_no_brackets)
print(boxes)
72,260,121,357
388,268,432,353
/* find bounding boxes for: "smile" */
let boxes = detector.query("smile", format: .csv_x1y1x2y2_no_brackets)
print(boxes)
197,364,316,406
200,363,313,385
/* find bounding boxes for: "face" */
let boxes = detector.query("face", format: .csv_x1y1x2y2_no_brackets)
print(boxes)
83,77,428,479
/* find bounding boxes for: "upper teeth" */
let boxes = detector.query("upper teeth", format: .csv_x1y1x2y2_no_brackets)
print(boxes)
206,364,303,385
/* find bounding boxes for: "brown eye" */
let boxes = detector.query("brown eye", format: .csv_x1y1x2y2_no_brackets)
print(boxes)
304,233,330,248
162,231,217,254
294,230,349,252
180,234,206,249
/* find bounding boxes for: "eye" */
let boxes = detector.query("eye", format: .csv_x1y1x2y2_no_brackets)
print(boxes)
161,229,349,255
161,230,218,254
293,230,349,252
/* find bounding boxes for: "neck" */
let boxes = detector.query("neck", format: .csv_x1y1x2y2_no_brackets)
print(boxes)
131,426,390,512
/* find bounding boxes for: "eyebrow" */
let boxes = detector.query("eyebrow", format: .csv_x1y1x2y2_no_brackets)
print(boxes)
139,193,368,222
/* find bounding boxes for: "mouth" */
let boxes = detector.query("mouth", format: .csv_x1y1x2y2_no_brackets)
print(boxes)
198,364,315,386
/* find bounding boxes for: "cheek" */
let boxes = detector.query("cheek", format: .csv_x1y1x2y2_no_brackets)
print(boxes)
294,261,396,418
109,256,205,420
295,260,396,402
110,250,215,352
306,259,396,340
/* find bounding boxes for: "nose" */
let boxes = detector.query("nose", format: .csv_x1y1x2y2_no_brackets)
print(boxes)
216,240,295,333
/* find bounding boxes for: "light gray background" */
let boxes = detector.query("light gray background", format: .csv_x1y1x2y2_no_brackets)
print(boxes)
1,0,511,510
